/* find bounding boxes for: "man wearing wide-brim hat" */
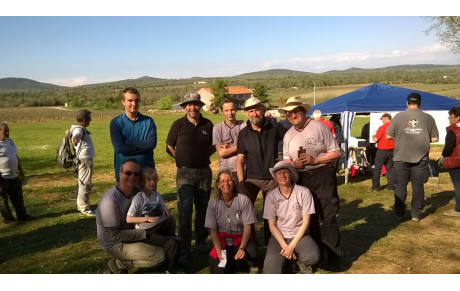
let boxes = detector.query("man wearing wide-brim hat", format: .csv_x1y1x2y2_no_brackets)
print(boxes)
279,96,343,263
236,96,288,245
166,91,215,266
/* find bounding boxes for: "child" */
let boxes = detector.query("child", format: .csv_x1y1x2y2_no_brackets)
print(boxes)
127,167,181,273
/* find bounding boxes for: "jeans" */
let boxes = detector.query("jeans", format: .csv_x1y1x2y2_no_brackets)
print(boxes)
393,160,429,218
176,167,212,254
448,168,460,212
0,177,28,223
372,149,395,190
76,158,93,212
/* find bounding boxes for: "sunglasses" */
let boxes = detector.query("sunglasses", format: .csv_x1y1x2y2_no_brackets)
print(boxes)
123,171,140,177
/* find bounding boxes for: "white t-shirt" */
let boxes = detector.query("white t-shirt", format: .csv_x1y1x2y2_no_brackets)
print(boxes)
127,190,167,229
70,125,95,159
0,138,18,179
205,193,256,235
263,184,315,239
283,119,339,171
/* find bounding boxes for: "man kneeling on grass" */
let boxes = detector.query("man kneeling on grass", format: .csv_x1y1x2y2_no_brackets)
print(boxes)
96,159,166,274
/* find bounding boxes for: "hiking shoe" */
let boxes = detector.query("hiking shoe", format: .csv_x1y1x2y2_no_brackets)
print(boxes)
81,210,96,216
297,261,313,274
250,266,259,274
18,214,35,222
411,217,420,222
108,259,128,274
444,209,460,217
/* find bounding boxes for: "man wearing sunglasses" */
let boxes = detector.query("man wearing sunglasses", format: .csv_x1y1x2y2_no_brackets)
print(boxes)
96,159,166,274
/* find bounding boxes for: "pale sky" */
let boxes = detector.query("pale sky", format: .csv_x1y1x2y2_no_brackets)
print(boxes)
1,2,459,87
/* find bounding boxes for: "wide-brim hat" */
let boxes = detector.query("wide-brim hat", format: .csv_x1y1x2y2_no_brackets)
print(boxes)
269,161,299,183
180,92,206,108
278,96,311,114
243,97,263,110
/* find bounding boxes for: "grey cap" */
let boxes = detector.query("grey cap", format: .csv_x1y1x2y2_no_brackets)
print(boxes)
180,92,205,108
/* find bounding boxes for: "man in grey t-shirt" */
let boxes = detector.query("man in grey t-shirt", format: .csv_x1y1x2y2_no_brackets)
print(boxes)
386,92,439,221
96,159,166,273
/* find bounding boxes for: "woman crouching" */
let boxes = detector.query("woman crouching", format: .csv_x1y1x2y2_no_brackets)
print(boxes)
263,161,320,274
205,170,259,273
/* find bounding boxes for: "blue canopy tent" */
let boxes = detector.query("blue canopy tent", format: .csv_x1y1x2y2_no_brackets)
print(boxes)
307,83,460,181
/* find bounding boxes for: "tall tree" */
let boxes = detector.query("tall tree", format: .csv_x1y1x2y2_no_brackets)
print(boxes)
425,16,460,54
252,82,270,104
210,78,229,108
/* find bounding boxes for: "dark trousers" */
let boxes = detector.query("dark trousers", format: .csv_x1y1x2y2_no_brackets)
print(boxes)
176,167,212,254
298,167,342,257
0,177,28,223
393,160,429,218
238,178,278,246
372,149,395,190
208,237,258,274
145,215,180,273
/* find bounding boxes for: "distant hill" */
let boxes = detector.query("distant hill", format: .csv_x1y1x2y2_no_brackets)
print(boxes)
233,69,312,78
324,64,456,74
0,77,67,90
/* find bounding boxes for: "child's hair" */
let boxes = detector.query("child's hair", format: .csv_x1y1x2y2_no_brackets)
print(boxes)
140,167,159,186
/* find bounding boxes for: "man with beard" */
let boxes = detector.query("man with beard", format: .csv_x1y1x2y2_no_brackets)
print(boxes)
236,97,287,245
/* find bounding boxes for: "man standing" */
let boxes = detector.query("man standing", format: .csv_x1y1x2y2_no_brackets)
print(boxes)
0,122,34,226
312,109,336,138
96,159,166,274
386,93,439,222
110,87,157,181
280,97,342,262
70,110,96,216
213,97,246,181
236,97,287,244
166,92,214,265
371,113,395,192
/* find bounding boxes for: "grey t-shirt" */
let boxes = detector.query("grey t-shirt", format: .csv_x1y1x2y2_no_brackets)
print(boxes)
96,185,146,251
205,193,256,235
212,120,246,172
263,184,315,239
386,108,439,163
283,119,339,170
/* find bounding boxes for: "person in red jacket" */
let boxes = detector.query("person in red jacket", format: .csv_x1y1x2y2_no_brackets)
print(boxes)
440,107,460,217
371,113,395,191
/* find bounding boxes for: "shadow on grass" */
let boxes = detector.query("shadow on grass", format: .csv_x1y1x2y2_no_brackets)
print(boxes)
332,190,454,273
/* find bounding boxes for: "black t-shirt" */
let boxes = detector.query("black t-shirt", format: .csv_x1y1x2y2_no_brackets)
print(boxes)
237,118,287,180
166,114,214,168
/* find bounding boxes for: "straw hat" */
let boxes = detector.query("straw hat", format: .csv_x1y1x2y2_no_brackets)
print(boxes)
278,96,311,114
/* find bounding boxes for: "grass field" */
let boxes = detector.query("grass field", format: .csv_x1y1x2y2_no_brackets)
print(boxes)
1,85,460,274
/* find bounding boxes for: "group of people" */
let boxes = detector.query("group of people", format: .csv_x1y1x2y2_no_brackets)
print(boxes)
2,85,459,274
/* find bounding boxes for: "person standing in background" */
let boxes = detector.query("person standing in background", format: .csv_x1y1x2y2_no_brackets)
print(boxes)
371,113,395,192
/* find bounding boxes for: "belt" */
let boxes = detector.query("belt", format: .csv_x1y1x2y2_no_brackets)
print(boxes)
300,163,333,175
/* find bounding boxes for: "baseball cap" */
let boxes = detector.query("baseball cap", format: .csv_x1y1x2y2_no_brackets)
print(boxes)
380,113,391,119
407,92,421,103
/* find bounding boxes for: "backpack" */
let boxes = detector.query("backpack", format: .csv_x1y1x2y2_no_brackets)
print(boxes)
56,128,85,169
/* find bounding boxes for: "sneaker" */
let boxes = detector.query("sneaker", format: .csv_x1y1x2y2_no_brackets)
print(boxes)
411,217,420,222
81,210,96,216
297,261,313,274
108,259,128,274
371,187,380,192
444,209,460,217
249,266,259,274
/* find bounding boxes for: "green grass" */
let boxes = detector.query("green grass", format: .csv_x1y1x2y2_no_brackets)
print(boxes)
1,107,459,274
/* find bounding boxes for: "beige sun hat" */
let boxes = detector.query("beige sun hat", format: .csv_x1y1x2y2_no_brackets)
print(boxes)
243,97,263,110
278,96,311,114
269,161,299,183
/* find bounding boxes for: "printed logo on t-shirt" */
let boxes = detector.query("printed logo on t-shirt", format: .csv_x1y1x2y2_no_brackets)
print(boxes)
293,202,302,214
235,210,242,223
202,129,210,135
404,116,422,135
305,138,317,149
